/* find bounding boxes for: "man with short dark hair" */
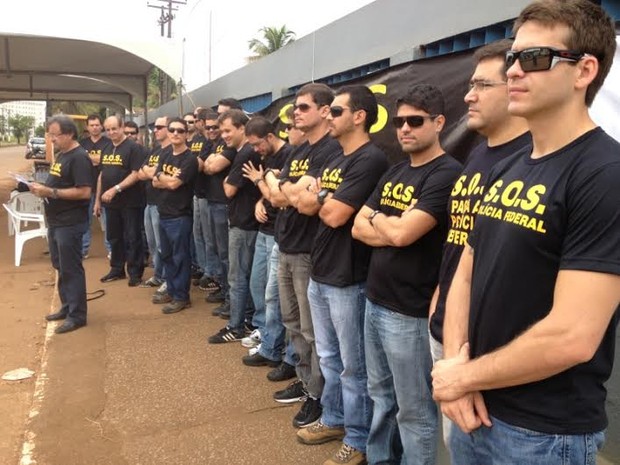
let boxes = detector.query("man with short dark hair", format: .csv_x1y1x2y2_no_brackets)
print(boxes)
217,98,243,114
207,109,262,343
295,85,388,465
95,116,145,286
152,117,198,314
30,116,93,334
353,84,462,465
432,1,620,463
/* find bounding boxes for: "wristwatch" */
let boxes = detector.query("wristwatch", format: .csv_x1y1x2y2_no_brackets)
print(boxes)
114,184,122,193
317,188,329,206
368,209,381,225
51,188,59,199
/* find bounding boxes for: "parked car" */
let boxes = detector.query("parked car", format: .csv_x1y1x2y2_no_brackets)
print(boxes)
25,137,46,159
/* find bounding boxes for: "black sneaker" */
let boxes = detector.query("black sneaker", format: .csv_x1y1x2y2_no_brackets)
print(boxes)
100,271,126,283
293,396,322,428
206,291,225,303
128,277,142,287
199,276,222,293
242,352,279,368
273,379,307,404
267,362,297,382
211,301,229,317
207,326,244,344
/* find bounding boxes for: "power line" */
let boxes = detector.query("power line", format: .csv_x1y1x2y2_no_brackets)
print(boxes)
147,0,187,38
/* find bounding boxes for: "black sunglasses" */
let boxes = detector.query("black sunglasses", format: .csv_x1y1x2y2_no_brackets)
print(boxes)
293,103,313,112
168,127,187,134
205,125,219,131
392,115,437,129
329,106,350,118
184,120,195,124
124,131,138,136
505,47,585,72
154,125,166,130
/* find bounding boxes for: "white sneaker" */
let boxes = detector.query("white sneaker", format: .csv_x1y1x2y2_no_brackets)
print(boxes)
156,282,167,295
241,329,261,348
248,343,261,356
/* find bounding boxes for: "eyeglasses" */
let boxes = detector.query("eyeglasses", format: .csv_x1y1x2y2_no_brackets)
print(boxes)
205,125,219,131
505,47,586,72
184,120,195,124
468,80,507,92
154,125,166,131
124,131,138,136
168,127,187,134
293,103,313,112
329,106,350,118
392,115,437,129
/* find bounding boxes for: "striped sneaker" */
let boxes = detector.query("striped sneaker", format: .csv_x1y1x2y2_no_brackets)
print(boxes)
207,326,244,344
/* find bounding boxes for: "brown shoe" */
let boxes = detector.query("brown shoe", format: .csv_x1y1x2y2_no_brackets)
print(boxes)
152,293,172,304
323,443,366,465
296,420,345,445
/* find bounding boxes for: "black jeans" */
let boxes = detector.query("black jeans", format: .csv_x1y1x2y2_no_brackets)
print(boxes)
48,222,89,325
105,206,144,279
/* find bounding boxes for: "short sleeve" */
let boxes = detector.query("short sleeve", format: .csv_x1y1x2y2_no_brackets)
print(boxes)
364,169,392,211
129,143,145,171
332,151,388,210
415,162,462,222
177,153,199,185
72,152,95,187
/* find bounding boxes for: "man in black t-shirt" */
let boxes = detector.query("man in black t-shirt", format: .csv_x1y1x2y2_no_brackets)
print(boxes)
95,116,145,286
238,116,292,366
152,117,198,314
137,116,171,289
207,110,262,343
352,85,461,465
30,116,93,334
262,83,340,430
294,86,388,464
432,3,620,464
79,114,111,259
426,40,530,454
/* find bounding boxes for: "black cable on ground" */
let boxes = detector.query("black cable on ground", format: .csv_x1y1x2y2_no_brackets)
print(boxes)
87,289,105,301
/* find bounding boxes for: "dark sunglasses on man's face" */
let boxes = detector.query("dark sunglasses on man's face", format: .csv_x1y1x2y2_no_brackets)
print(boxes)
168,127,187,134
184,120,195,124
293,103,313,113
154,125,166,130
124,131,138,136
205,125,219,131
329,106,349,118
392,115,437,129
505,47,585,72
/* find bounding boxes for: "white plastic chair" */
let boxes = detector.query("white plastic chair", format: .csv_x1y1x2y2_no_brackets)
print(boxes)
3,202,48,266
7,192,44,236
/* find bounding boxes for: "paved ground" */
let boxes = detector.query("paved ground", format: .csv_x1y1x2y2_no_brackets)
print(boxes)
0,145,616,465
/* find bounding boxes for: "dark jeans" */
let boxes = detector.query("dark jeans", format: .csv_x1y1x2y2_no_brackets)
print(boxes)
228,227,257,333
105,206,144,279
159,216,193,302
49,222,88,325
206,201,229,295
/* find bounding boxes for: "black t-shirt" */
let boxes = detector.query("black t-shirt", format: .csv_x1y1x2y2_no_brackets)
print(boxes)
44,146,93,226
192,135,213,198
205,139,235,204
276,134,341,254
100,138,145,209
365,155,462,317
430,132,532,343
142,145,172,206
154,147,199,219
311,142,388,287
260,144,293,236
226,143,262,230
467,128,620,434
79,135,111,190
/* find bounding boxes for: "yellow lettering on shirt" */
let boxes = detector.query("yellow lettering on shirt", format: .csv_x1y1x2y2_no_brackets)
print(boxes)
49,161,62,177
162,163,181,177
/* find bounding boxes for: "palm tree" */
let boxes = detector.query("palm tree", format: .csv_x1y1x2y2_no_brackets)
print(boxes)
248,25,296,62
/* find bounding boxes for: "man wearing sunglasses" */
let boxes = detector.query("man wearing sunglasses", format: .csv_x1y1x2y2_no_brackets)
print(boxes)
207,109,262,343
96,115,146,287
137,117,170,291
152,117,198,314
262,83,340,429
432,1,620,463
295,85,388,465
428,39,530,455
352,84,461,465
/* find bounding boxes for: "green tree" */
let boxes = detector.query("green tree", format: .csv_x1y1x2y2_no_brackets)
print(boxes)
9,115,35,144
248,25,296,61
34,124,46,137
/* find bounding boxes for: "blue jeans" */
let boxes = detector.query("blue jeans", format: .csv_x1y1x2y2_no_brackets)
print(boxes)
144,204,163,280
429,332,455,453
449,416,605,465
249,231,275,331
365,300,438,465
81,194,94,256
99,203,112,253
228,227,257,333
159,216,193,302
49,222,89,325
258,242,297,365
193,196,208,273
308,279,371,453
206,202,228,295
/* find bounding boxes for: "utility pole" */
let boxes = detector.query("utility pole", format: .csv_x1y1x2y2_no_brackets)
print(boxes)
147,0,187,38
